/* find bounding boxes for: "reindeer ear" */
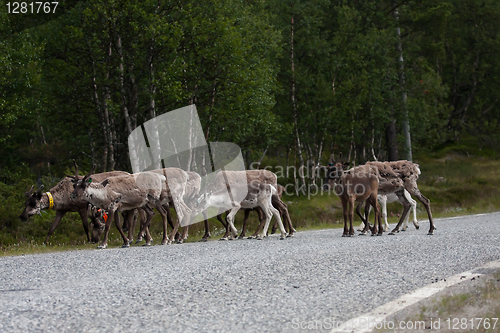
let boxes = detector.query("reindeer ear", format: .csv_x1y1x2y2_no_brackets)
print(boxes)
339,152,343,161
101,179,109,187
329,154,335,165
86,177,93,184
36,185,44,193
343,162,350,169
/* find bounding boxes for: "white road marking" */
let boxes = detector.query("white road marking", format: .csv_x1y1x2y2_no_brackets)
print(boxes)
331,260,500,333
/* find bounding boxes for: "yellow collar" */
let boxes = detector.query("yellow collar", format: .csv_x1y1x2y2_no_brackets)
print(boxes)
46,192,54,209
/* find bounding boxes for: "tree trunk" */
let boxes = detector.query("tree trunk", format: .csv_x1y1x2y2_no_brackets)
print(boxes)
385,120,398,161
116,35,133,135
393,2,412,161
291,12,306,192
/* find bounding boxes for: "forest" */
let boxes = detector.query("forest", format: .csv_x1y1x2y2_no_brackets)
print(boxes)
1,0,500,248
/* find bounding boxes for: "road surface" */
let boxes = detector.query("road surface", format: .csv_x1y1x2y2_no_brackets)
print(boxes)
0,213,499,332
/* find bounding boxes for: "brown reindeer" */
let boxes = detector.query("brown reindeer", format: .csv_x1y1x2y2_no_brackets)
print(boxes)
71,169,169,248
129,170,202,245
322,155,382,236
19,162,128,243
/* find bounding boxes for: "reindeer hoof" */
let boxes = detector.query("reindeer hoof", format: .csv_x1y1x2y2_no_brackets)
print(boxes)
286,233,294,238
199,238,208,242
416,225,420,230
359,232,367,236
142,243,152,246
177,239,184,244
377,233,383,236
135,238,143,244
427,232,434,235
219,237,228,241
121,244,130,248
280,234,287,240
97,244,107,249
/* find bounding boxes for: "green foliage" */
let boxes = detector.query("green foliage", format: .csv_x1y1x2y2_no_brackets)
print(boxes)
4,0,500,251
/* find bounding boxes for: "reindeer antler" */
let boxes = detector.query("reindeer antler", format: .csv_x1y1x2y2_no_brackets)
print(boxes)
73,159,79,178
24,185,35,197
36,185,44,193
329,154,335,165
82,164,97,183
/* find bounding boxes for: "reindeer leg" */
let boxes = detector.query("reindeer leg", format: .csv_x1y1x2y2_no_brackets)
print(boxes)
404,190,419,230
112,211,130,248
76,208,91,243
270,205,287,240
356,202,372,234
257,208,273,240
165,203,181,242
122,211,134,245
379,195,389,232
44,210,67,244
121,210,129,233
218,213,230,240
406,184,434,234
226,206,240,240
272,196,295,237
360,201,372,235
355,202,365,232
239,209,251,239
375,200,383,236
348,197,355,236
154,203,168,245
341,198,349,237
98,207,118,249
249,207,266,239
138,205,155,246
389,190,411,235
201,211,211,242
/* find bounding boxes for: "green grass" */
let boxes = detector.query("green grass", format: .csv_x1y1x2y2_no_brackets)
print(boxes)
380,271,500,333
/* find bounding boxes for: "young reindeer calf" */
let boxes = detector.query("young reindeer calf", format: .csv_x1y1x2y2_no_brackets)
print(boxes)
192,181,288,240
322,155,382,236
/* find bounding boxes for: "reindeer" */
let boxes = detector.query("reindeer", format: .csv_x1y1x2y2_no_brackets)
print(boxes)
363,160,435,235
71,169,169,248
322,155,382,236
19,162,128,243
242,184,291,239
192,182,288,240
198,170,294,241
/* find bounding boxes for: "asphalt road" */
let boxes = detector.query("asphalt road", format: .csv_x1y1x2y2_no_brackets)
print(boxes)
1,212,499,332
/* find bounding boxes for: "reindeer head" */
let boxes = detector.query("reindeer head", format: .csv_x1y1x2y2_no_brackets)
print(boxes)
322,153,350,191
19,185,45,221
70,164,96,200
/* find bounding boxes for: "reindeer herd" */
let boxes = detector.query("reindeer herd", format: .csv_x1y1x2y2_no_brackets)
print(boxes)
19,155,436,249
